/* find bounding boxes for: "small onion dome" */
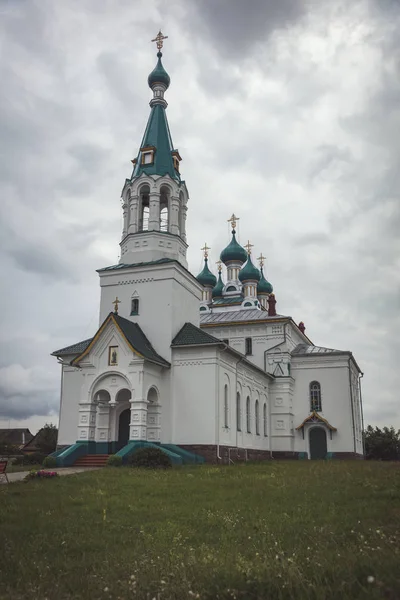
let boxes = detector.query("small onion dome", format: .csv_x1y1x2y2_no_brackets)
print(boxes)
196,258,217,288
239,255,261,283
148,51,170,89
212,271,224,298
258,268,273,294
220,230,247,265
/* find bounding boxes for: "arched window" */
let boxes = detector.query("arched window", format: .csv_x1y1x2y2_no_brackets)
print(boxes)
310,381,322,412
141,205,149,231
255,400,260,435
246,396,251,433
263,403,267,436
160,206,168,232
131,298,139,316
226,286,236,292
224,384,229,428
236,392,241,431
245,338,252,355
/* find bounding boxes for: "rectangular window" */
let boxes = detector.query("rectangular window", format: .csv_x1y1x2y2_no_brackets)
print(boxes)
142,152,153,165
131,298,139,316
245,337,252,355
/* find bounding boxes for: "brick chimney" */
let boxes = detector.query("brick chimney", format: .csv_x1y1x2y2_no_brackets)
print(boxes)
268,293,276,317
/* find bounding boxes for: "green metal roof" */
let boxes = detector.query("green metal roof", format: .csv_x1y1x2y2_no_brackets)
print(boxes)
212,271,224,298
172,322,222,347
148,51,170,89
258,268,273,294
212,295,243,306
238,255,261,282
220,231,247,264
196,258,217,288
132,104,179,181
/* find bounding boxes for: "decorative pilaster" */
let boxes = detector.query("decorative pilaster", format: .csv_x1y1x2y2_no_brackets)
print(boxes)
78,402,97,442
95,403,110,443
128,195,139,234
170,195,180,235
181,205,187,241
148,192,160,231
122,203,128,238
129,397,148,440
147,403,161,442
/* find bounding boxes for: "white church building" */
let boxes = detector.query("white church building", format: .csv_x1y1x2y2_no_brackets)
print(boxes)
52,34,364,466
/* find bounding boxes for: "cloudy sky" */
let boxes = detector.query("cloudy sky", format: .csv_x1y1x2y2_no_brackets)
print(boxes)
0,0,399,434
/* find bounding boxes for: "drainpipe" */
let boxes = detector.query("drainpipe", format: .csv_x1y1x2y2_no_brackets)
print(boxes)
348,359,356,455
359,371,365,457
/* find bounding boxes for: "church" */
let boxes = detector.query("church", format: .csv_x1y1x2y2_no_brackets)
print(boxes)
52,33,364,466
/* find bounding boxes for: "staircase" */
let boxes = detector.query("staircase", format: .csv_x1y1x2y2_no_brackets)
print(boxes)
74,454,110,467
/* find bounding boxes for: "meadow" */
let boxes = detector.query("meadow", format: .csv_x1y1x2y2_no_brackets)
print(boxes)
0,461,399,599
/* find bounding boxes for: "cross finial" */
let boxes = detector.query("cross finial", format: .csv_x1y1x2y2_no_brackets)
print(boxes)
216,260,222,273
112,297,121,314
257,253,266,268
151,30,168,51
227,213,239,230
244,240,254,255
201,243,211,259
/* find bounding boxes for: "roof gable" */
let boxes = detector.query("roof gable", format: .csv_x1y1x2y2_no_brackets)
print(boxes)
172,322,222,346
71,313,170,368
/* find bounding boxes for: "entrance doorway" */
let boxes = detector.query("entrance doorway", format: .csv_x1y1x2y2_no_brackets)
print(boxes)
118,409,130,448
309,427,327,459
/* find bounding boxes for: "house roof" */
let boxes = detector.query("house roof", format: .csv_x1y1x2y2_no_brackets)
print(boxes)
292,343,362,372
172,322,222,346
200,309,287,326
51,338,93,357
0,429,33,445
70,312,170,368
295,411,337,431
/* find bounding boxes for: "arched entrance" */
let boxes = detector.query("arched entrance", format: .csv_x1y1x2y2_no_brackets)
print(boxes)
309,427,327,459
118,409,130,446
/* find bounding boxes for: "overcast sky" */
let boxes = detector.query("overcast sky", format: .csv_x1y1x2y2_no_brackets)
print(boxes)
0,0,399,435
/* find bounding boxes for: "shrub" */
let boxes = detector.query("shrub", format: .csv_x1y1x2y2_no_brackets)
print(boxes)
107,454,123,467
128,447,172,469
42,456,57,468
14,453,46,466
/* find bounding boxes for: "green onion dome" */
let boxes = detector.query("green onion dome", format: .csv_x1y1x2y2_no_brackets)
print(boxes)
196,258,217,288
148,51,170,89
212,271,224,298
238,255,261,283
257,268,273,294
220,230,247,265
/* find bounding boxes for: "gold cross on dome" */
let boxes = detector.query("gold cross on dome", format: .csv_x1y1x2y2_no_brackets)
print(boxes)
112,297,121,314
244,240,253,255
227,213,239,230
151,30,168,51
216,260,222,273
201,243,210,259
257,253,266,268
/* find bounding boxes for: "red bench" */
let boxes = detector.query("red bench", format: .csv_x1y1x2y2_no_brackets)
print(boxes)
0,460,9,484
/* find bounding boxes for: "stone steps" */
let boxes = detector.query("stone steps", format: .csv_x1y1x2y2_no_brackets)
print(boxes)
74,454,110,467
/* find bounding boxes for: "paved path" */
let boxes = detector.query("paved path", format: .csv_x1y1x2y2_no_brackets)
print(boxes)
5,467,101,483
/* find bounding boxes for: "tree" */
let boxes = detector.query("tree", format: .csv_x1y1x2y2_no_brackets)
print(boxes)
364,425,400,461
36,424,58,455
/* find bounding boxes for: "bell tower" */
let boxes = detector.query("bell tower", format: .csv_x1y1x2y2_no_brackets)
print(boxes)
119,31,189,268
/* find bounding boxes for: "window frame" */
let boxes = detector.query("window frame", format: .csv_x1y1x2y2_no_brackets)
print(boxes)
263,403,267,436
310,381,322,412
255,399,260,435
130,298,139,316
246,396,251,433
236,392,241,431
223,384,229,429
245,337,253,355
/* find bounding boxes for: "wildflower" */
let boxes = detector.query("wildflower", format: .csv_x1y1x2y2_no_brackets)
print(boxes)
367,576,375,584
104,587,109,592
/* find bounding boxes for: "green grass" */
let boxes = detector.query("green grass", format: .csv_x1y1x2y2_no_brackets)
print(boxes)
6,463,42,473
0,462,399,600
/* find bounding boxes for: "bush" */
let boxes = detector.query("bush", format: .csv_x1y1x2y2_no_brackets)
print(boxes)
128,447,172,469
42,456,57,468
13,452,46,466
107,454,123,467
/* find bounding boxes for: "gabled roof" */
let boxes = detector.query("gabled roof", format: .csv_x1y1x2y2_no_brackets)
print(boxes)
0,429,33,445
295,411,337,431
51,338,93,357
53,313,170,368
172,322,222,347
